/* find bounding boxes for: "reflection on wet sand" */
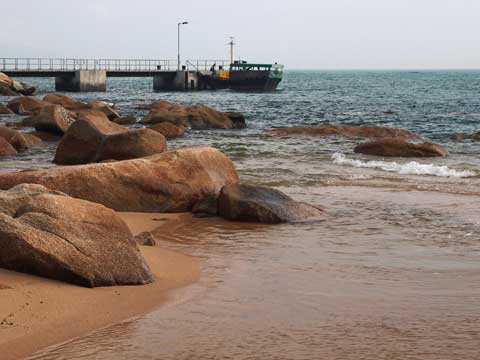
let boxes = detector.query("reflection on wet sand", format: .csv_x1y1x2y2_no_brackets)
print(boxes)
29,186,480,360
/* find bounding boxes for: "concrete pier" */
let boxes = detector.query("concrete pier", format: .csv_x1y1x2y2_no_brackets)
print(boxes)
153,71,201,91
55,70,107,92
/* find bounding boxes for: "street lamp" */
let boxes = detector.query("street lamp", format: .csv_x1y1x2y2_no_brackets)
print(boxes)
177,21,189,70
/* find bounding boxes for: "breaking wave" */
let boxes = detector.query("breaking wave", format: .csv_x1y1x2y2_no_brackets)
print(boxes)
332,153,476,178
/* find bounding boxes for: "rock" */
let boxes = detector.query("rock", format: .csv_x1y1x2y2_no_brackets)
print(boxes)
150,122,185,139
0,184,153,287
95,128,167,162
265,124,418,139
22,105,77,134
0,126,44,152
0,138,17,156
134,232,156,246
192,195,218,217
0,85,19,96
43,93,89,110
450,132,480,141
27,131,63,142
0,72,36,96
141,102,246,129
0,104,14,115
86,101,121,120
112,116,137,125
7,97,49,115
218,184,322,223
354,138,449,157
54,111,166,164
0,147,239,213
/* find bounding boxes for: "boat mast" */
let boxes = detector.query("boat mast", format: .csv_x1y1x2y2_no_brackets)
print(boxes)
228,37,235,65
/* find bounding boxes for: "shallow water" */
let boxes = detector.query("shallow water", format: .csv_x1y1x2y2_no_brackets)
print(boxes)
2,71,480,359
27,187,480,360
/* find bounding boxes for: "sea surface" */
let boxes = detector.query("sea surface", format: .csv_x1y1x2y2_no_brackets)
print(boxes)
2,71,480,359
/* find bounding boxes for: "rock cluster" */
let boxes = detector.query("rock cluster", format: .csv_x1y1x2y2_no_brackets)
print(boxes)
0,72,36,96
265,124,418,139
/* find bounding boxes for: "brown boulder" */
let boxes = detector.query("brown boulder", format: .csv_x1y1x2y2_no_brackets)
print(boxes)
354,138,448,157
54,112,165,164
150,122,185,139
0,126,44,152
22,105,77,134
112,116,137,125
0,147,239,213
43,93,89,110
95,128,167,162
218,184,323,223
450,132,480,141
7,97,49,115
0,184,153,287
141,102,246,129
0,138,17,156
0,104,14,115
265,124,418,139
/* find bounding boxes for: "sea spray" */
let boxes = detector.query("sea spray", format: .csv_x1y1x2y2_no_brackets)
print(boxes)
332,153,476,178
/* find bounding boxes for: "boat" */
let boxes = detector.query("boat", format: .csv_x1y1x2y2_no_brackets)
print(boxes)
228,62,284,91
199,61,284,91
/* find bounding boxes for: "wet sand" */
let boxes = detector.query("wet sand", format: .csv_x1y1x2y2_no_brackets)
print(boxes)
0,213,200,360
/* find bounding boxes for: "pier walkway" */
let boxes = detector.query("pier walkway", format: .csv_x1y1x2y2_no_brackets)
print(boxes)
0,58,230,92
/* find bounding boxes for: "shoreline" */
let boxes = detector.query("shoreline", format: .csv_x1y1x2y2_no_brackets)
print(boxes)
0,212,200,360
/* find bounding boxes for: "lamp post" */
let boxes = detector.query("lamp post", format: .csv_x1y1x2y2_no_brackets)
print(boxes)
177,21,188,70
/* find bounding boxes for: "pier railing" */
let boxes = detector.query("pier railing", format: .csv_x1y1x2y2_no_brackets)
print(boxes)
186,60,231,71
0,58,178,72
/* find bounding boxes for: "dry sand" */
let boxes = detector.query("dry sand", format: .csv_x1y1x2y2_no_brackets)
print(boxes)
0,212,200,360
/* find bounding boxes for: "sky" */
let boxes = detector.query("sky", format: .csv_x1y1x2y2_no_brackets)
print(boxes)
1,0,480,69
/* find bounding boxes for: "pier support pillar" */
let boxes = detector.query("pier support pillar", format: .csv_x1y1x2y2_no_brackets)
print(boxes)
55,70,107,92
153,71,199,91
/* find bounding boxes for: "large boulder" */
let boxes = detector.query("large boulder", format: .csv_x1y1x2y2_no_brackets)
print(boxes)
0,138,17,156
7,97,49,115
354,138,448,157
265,124,418,139
141,102,246,129
43,93,89,110
218,184,323,223
0,104,14,115
27,131,63,142
0,126,44,152
0,147,239,212
22,105,77,134
150,122,185,139
54,111,166,164
95,128,167,162
0,184,153,287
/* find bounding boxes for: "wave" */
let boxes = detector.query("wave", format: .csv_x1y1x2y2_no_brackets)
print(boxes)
332,153,476,178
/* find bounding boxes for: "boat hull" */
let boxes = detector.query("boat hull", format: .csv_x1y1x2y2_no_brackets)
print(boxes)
229,70,282,91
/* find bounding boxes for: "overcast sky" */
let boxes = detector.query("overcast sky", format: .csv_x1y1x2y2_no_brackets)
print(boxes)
2,0,479,69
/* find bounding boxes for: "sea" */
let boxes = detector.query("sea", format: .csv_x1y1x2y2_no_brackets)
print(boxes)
2,71,480,359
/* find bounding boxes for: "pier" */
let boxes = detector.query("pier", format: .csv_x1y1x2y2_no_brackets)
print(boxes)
0,58,230,92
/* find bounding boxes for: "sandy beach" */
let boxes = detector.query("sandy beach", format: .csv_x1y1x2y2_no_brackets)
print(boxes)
0,212,200,360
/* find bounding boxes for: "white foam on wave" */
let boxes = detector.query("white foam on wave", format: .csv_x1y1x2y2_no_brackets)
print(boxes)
332,153,476,178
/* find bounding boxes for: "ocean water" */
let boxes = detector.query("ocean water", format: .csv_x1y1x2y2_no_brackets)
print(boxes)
2,71,480,359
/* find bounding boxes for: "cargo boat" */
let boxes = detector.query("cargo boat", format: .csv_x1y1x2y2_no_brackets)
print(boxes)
200,62,284,91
